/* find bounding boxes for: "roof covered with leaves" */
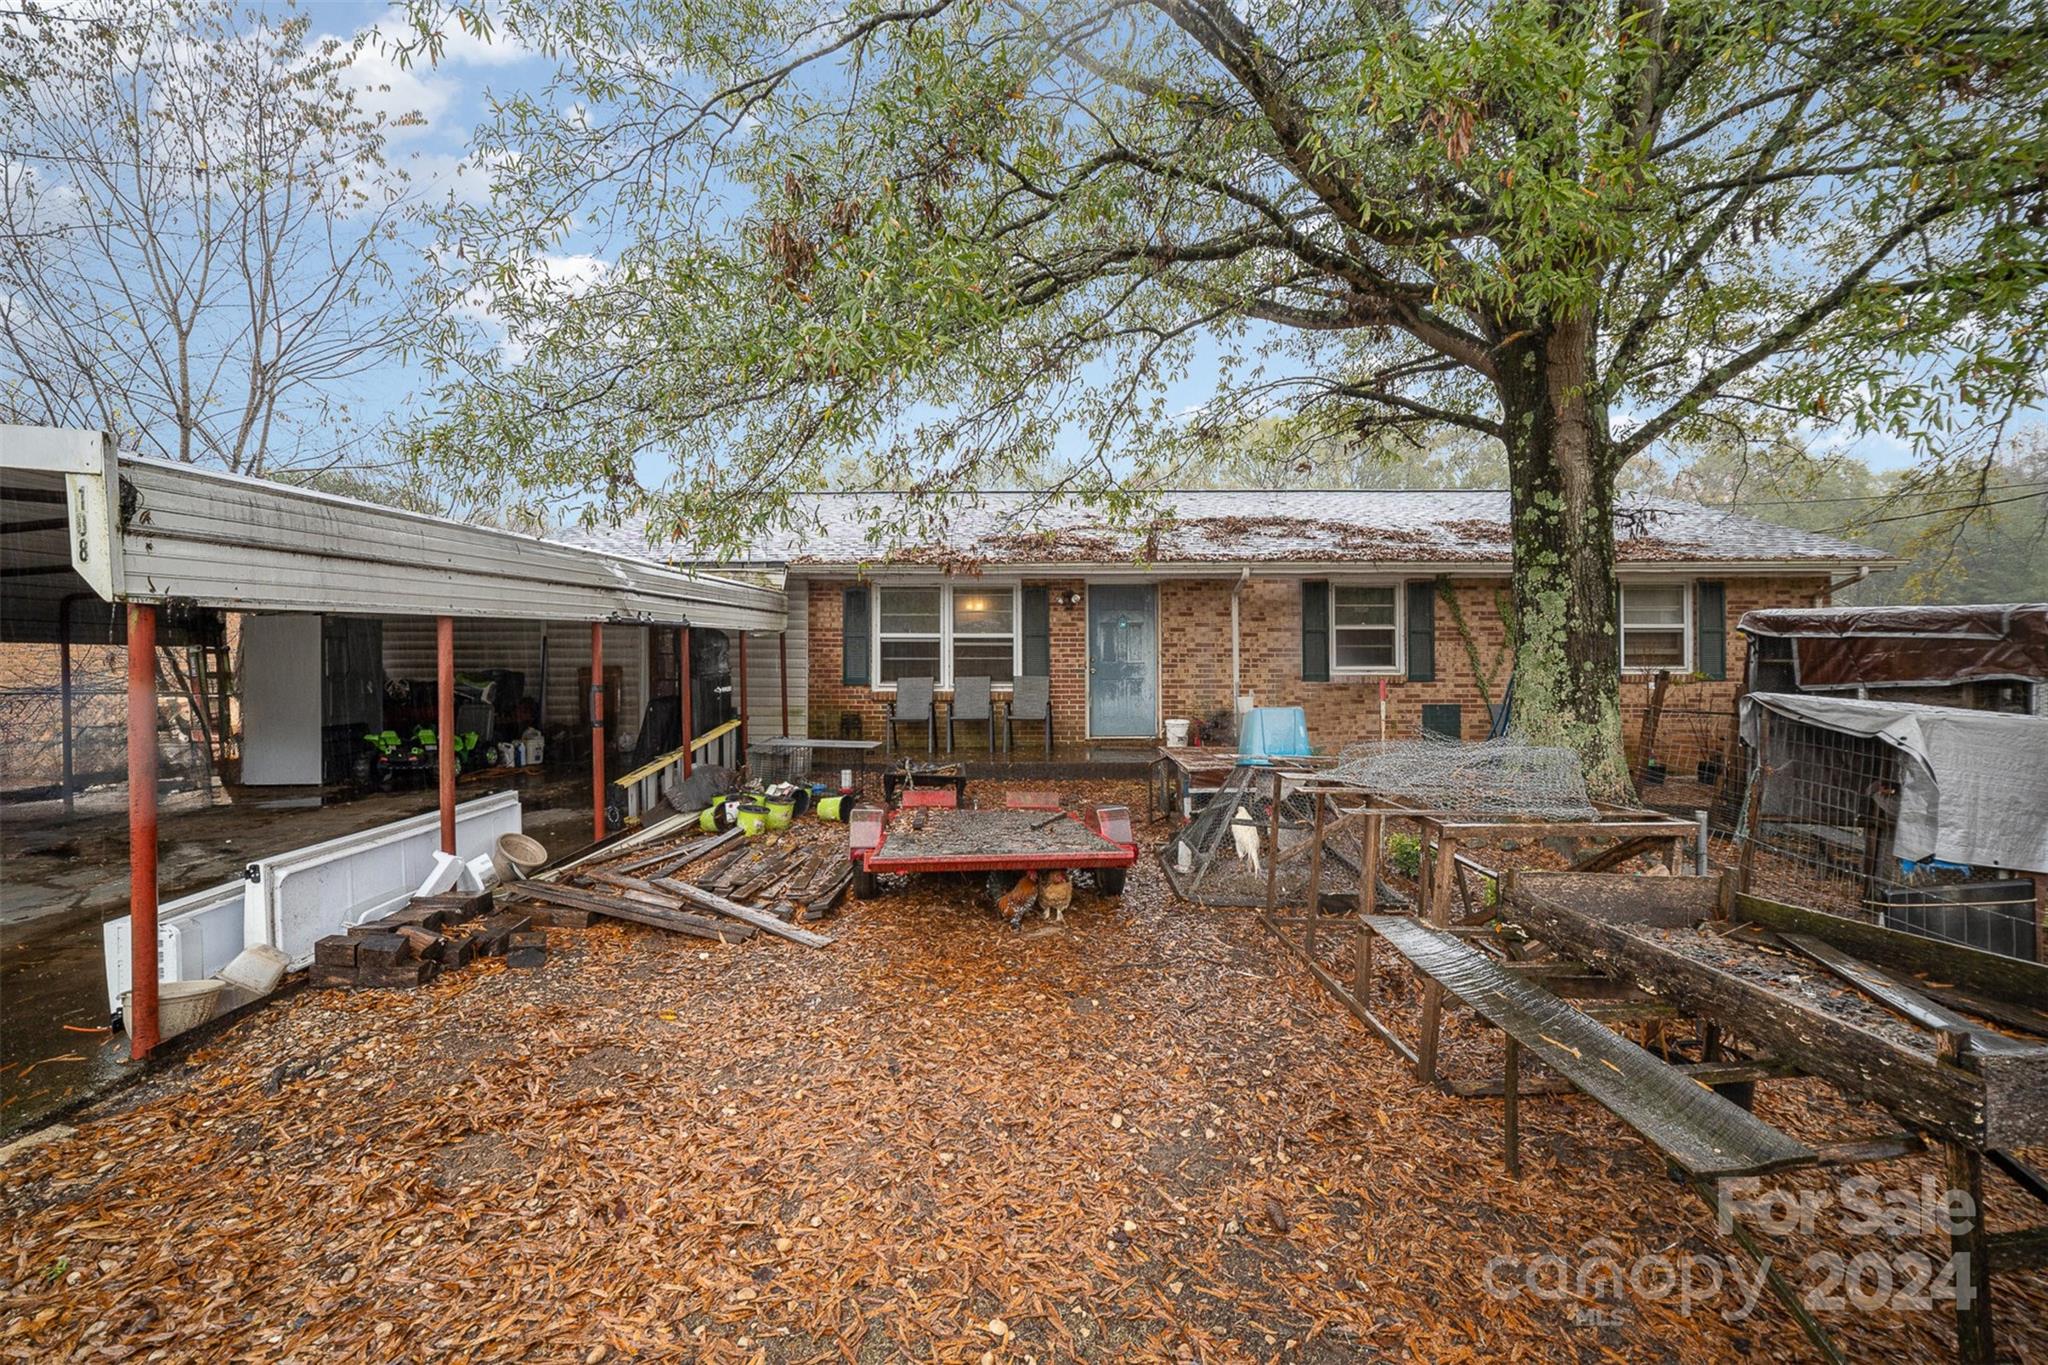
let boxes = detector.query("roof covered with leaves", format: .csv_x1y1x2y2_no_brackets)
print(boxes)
555,489,1888,571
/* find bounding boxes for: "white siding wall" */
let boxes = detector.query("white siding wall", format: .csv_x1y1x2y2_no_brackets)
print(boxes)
380,618,649,741
745,578,807,738
540,623,649,741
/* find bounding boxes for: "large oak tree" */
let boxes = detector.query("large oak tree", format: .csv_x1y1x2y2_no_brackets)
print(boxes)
406,0,2048,789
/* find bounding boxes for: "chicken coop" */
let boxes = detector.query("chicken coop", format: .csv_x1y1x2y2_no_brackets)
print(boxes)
1736,693,2048,960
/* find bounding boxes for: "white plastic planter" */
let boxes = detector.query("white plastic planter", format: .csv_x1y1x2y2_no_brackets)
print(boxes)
246,791,521,968
102,791,525,1011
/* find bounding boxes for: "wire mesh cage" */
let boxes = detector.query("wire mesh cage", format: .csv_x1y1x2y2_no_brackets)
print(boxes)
1738,710,2040,959
0,644,218,804
1160,764,1363,907
1325,734,1598,823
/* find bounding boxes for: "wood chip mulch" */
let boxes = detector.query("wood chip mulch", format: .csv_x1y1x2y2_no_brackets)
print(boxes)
1,779,2043,1363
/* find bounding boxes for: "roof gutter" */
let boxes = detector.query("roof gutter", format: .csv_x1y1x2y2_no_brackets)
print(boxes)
1813,564,1872,607
751,557,1906,579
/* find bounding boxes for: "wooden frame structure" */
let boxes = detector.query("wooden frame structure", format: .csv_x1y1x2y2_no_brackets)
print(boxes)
1247,765,2048,1364
1147,747,1335,824
1251,765,1697,1079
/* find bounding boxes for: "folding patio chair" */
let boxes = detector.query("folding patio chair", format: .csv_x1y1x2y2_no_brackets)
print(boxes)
1004,675,1053,757
947,675,995,753
885,676,937,754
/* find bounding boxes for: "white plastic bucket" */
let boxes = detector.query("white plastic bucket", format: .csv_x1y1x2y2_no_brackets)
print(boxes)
121,978,225,1043
490,832,548,882
1164,719,1191,747
216,944,289,997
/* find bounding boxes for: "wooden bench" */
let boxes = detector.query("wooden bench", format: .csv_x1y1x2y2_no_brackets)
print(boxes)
1364,914,1814,1180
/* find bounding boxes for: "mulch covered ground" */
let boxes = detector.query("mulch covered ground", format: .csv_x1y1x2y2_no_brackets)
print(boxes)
2,778,2043,1363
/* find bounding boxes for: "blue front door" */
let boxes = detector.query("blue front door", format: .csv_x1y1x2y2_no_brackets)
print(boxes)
1088,584,1158,738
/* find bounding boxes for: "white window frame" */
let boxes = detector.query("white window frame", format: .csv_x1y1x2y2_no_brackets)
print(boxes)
870,581,1022,691
1329,579,1405,676
1619,580,1693,673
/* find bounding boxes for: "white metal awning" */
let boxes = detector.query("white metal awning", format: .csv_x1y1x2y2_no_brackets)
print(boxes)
0,427,784,633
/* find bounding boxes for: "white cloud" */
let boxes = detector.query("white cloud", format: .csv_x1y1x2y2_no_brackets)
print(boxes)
337,33,456,135
322,14,537,144
431,20,534,67
399,146,517,207
444,250,611,364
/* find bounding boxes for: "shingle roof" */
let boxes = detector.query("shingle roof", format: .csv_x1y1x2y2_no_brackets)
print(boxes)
553,489,1889,570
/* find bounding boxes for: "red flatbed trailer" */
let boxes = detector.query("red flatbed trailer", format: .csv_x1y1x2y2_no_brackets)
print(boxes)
848,789,1137,905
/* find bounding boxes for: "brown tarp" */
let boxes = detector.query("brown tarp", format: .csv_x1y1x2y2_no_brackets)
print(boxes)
1738,603,2048,691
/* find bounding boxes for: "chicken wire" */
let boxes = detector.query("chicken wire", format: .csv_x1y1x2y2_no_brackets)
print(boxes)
1736,710,2039,960
1160,764,1363,908
0,645,216,803
1324,735,1598,822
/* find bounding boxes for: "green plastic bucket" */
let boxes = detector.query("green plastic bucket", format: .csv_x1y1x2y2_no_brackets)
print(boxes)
735,801,770,837
699,795,735,833
815,792,854,822
763,796,795,829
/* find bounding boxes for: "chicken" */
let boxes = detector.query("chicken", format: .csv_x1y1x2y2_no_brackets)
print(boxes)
1038,871,1072,923
996,871,1039,926
1230,804,1262,875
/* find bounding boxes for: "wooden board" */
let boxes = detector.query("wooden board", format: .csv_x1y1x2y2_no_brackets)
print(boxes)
653,877,834,947
1734,891,2048,1007
1505,874,2032,1148
1777,934,2042,1057
513,881,755,942
1365,915,1813,1179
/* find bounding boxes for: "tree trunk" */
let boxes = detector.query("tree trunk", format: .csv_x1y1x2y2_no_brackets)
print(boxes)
1495,320,1634,800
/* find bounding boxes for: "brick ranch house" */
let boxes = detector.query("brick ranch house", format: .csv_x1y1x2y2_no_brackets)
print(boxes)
566,490,1895,755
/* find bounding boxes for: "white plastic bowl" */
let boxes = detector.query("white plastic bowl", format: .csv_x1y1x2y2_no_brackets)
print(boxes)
121,978,225,1043
490,832,548,882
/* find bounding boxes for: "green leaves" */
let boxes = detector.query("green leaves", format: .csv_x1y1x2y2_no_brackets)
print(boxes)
398,0,2046,564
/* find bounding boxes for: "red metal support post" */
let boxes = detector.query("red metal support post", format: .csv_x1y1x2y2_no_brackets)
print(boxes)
737,631,750,757
679,625,694,777
778,631,790,737
590,624,606,843
126,603,159,1060
437,615,456,854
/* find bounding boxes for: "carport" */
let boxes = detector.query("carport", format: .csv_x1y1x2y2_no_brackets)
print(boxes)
1,426,785,1058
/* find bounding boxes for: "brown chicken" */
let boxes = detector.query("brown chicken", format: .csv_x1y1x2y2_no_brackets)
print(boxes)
995,871,1039,925
1038,871,1073,923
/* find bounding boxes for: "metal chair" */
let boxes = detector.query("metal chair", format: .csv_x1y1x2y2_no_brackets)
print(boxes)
947,676,995,753
1004,675,1053,757
885,676,937,754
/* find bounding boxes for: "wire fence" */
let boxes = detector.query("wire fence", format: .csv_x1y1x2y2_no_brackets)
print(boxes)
1735,708,2040,961
0,644,218,804
1624,684,2039,961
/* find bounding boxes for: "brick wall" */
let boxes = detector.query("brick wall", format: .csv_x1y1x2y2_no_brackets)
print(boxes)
805,577,1091,745
806,571,1830,751
1236,576,1504,744
1237,574,1829,750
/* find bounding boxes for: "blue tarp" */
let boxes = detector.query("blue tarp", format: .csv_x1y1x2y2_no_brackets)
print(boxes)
1237,707,1311,764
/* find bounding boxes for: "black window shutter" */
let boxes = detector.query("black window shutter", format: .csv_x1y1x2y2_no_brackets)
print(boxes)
842,586,870,686
1021,586,1050,677
1697,581,1727,680
1301,581,1330,682
1406,580,1436,681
